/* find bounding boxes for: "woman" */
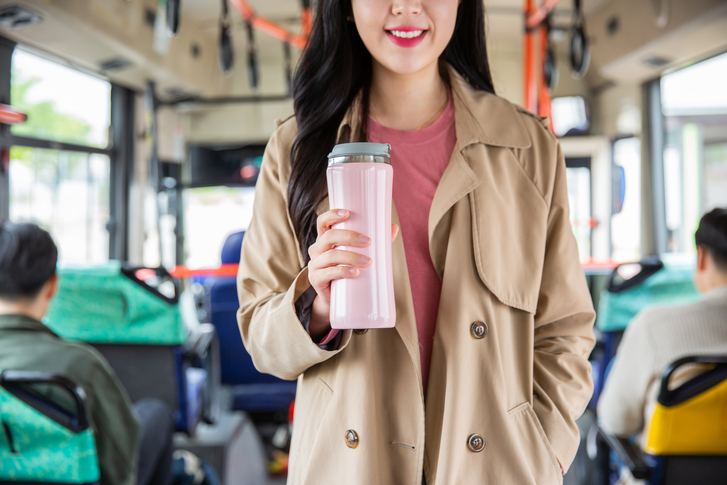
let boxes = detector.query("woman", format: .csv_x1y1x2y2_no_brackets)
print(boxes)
237,0,595,483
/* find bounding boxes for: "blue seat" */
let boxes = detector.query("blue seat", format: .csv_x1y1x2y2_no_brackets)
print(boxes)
205,231,296,413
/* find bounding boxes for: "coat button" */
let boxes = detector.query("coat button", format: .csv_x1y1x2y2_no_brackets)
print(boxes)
345,429,359,449
353,329,368,335
470,321,488,339
468,434,485,452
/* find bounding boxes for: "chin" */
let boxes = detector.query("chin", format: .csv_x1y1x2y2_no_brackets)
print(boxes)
378,54,437,76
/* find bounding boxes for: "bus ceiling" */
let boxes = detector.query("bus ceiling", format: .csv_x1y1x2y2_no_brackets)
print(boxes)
0,1,724,105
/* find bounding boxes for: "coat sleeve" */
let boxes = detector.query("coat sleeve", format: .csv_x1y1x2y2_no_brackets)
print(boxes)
236,126,352,381
532,142,596,472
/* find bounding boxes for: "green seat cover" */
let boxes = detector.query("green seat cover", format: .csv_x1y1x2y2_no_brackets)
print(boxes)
0,384,100,483
596,262,700,332
45,261,186,345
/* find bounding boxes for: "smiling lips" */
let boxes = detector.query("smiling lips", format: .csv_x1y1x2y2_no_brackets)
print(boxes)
386,26,427,47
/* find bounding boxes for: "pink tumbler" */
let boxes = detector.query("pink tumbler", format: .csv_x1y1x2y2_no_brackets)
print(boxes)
326,143,396,330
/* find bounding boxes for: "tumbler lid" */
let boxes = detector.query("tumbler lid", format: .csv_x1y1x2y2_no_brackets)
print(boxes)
327,142,391,159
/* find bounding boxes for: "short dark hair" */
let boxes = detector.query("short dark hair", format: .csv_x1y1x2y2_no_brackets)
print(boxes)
0,221,58,301
695,208,727,272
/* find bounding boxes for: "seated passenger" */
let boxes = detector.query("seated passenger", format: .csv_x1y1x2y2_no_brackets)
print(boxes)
598,208,727,465
0,221,175,485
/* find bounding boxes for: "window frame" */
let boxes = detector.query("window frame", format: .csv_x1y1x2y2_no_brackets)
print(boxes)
0,39,134,261
650,49,727,256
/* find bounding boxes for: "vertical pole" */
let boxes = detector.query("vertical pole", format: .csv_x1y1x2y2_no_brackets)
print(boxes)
641,79,667,256
301,0,312,37
109,85,134,261
524,0,536,113
0,37,15,221
538,22,553,132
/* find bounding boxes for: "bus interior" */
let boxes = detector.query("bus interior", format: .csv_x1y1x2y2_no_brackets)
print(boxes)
0,0,726,484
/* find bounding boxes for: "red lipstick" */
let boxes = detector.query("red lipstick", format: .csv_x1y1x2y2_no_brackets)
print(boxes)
385,25,427,48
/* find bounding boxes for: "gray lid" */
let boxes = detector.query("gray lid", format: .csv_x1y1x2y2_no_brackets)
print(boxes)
327,142,391,159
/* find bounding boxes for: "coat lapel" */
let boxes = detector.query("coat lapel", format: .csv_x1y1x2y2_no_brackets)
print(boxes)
427,149,481,261
427,67,531,277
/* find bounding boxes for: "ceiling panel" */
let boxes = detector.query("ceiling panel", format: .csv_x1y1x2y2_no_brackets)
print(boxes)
176,0,614,89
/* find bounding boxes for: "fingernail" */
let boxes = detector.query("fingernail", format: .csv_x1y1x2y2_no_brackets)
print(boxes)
349,268,359,274
360,256,371,264
338,210,347,216
359,235,371,244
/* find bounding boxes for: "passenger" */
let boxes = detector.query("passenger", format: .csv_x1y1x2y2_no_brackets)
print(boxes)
598,208,727,482
237,1,595,483
0,221,175,485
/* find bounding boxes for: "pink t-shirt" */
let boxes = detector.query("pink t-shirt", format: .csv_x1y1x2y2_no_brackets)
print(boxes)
368,95,456,395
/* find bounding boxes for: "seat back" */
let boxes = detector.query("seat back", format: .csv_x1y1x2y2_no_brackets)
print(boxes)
205,231,296,412
45,262,186,346
44,263,211,434
644,356,727,485
645,356,727,455
0,371,100,484
596,258,700,333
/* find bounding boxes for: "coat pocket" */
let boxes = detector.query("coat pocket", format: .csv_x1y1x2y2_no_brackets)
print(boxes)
290,376,334,484
508,402,563,485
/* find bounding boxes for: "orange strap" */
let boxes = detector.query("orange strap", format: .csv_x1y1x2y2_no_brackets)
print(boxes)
171,260,616,280
228,0,308,50
0,104,28,125
170,263,240,279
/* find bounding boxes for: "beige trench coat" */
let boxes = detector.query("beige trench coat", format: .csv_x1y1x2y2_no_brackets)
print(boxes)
237,67,596,485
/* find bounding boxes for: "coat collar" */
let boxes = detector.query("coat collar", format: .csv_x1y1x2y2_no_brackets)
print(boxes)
704,285,727,304
336,64,532,150
0,313,59,337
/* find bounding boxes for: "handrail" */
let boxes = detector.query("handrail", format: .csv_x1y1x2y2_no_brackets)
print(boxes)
658,355,727,406
526,0,562,29
228,0,308,50
523,0,562,132
171,260,616,280
0,104,27,125
1,371,90,432
170,263,240,279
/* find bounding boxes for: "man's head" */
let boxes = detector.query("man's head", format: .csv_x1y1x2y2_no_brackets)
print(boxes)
694,208,727,294
0,221,59,320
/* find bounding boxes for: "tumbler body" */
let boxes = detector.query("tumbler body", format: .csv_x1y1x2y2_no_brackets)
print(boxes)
326,144,395,330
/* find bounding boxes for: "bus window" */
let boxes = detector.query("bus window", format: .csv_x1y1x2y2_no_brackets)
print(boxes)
611,137,641,262
182,186,255,270
566,159,592,262
11,49,110,149
9,148,110,264
661,52,727,254
8,49,112,264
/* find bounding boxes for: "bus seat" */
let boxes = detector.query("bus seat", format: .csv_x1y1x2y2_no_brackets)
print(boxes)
45,261,187,346
221,231,245,265
595,257,699,334
205,231,296,413
44,263,215,434
0,371,100,484
593,355,727,485
591,257,700,407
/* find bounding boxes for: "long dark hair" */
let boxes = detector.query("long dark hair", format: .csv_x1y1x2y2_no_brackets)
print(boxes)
289,0,495,263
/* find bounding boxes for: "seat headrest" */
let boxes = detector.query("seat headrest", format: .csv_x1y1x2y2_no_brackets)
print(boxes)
221,231,245,264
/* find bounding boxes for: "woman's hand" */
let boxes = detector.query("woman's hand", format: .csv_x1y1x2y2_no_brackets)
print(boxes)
306,209,398,341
